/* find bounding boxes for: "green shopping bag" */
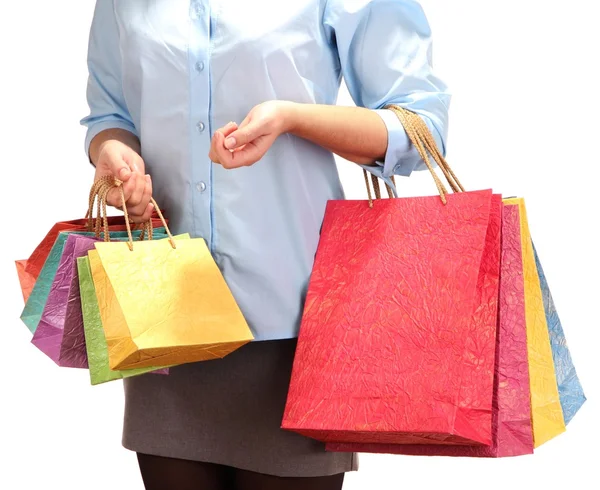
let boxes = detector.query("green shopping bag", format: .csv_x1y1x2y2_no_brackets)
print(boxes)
77,256,170,385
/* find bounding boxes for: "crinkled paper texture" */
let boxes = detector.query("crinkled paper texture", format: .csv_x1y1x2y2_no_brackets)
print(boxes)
20,229,166,335
32,233,168,368
283,190,500,446
77,256,169,385
532,243,586,424
31,234,82,366
59,238,93,368
21,232,72,334
15,259,35,303
23,216,164,279
327,203,534,457
503,198,566,447
90,235,253,370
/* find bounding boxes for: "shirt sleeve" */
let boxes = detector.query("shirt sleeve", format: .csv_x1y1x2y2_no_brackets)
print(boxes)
80,0,138,157
323,0,450,179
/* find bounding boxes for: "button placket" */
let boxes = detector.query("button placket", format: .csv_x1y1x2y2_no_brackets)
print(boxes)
188,0,213,246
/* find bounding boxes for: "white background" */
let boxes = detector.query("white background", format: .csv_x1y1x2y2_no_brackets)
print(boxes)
1,1,598,489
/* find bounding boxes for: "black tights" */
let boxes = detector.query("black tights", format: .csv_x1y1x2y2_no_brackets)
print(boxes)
137,453,346,490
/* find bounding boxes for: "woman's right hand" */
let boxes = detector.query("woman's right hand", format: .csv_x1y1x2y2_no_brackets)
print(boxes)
94,138,154,223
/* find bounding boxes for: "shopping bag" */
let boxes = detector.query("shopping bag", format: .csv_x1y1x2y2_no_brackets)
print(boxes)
327,203,534,457
88,176,254,370
504,198,566,447
15,259,35,303
15,186,164,303
533,244,586,424
58,236,96,369
77,256,169,385
21,228,166,334
31,233,84,366
31,231,166,367
21,215,163,279
282,107,501,446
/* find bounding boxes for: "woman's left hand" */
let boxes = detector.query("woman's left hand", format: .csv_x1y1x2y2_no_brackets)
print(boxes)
209,101,294,169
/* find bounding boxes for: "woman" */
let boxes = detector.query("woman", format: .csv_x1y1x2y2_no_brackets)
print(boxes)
82,0,449,488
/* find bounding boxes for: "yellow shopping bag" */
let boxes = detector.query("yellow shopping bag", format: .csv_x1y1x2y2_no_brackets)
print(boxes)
88,177,253,370
504,198,566,447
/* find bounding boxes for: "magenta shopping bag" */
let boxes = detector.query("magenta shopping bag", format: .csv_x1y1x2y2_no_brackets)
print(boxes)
31,234,89,368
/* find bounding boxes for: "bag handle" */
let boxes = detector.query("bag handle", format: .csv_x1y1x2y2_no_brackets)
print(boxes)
86,178,112,237
364,105,465,205
363,170,397,203
86,177,151,240
86,176,176,251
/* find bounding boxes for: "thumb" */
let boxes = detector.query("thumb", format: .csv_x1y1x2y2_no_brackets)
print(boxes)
107,157,132,181
101,146,133,181
224,121,262,150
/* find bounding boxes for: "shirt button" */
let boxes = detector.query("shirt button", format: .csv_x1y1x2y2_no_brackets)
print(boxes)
195,61,205,72
197,121,205,133
196,181,207,193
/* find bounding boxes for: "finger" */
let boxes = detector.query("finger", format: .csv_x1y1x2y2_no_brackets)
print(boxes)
216,121,238,136
123,153,145,175
103,147,133,181
116,169,138,204
228,137,269,167
230,116,251,152
237,114,251,129
127,175,152,216
106,171,137,207
209,123,238,163
213,131,236,169
209,133,221,163
224,121,263,150
127,168,147,207
128,202,154,224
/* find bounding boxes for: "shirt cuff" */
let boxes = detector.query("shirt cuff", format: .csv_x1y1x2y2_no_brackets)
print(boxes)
374,108,417,178
358,164,399,197
83,118,139,160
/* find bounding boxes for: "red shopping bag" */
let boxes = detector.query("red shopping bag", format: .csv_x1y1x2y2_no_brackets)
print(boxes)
327,203,534,457
282,106,501,446
16,181,165,303
23,215,163,279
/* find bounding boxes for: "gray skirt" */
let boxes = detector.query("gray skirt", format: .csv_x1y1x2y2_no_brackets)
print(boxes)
122,338,358,478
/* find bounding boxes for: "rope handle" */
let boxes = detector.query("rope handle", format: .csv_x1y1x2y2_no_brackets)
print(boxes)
363,170,396,207
87,176,176,251
86,178,152,239
364,105,465,205
86,177,127,239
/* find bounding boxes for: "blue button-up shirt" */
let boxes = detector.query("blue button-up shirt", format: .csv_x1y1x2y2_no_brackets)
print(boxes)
81,0,450,341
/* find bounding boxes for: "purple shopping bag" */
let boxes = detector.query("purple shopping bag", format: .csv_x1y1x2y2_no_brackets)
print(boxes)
32,233,170,377
58,236,97,368
31,234,88,368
